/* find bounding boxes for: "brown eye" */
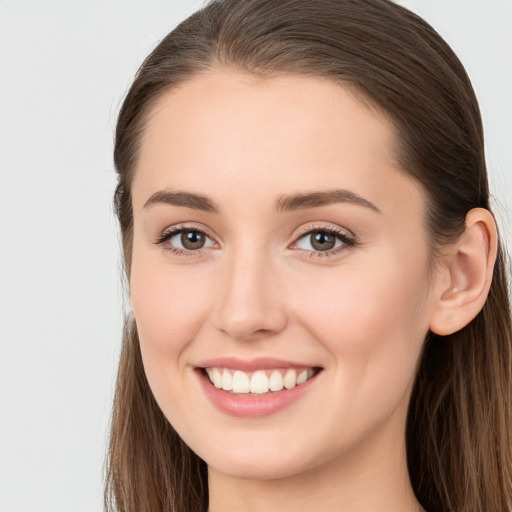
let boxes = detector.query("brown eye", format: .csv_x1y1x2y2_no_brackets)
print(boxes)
294,228,355,255
156,227,216,253
181,230,206,250
309,232,336,251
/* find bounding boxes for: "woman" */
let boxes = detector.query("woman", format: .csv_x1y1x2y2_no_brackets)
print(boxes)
105,0,512,511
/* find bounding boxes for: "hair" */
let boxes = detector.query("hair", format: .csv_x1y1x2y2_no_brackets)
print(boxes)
105,1,512,511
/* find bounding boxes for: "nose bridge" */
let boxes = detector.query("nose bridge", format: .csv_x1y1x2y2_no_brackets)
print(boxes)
214,240,286,340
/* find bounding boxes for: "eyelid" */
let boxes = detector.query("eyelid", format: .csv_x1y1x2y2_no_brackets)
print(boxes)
153,223,219,254
289,223,357,257
293,222,355,240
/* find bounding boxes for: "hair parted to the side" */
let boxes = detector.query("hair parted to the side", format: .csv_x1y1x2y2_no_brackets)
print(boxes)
105,1,512,511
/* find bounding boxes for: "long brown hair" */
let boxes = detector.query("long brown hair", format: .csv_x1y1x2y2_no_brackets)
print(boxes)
105,1,512,510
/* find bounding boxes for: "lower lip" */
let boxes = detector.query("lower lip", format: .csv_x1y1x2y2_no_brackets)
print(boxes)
197,369,319,418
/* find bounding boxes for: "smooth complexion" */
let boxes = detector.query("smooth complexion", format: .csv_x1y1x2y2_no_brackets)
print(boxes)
128,71,491,511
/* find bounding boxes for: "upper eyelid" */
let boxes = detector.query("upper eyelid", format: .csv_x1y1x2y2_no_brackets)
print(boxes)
158,223,352,236
291,227,355,249
152,224,216,249
160,223,215,239
291,223,356,245
294,224,353,237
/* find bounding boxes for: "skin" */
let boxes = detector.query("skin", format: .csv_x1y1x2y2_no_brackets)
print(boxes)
128,70,477,512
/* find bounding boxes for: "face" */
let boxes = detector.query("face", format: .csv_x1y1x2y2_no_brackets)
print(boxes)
129,71,437,481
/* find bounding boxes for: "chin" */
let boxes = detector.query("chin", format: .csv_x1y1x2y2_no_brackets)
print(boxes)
206,451,312,481
188,429,331,482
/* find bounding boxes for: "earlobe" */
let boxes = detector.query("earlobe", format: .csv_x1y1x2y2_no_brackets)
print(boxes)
429,208,498,336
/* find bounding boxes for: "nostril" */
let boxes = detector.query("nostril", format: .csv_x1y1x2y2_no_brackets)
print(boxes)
214,308,287,341
217,326,282,342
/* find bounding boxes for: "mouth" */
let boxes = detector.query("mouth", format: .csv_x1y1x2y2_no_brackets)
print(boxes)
195,357,323,417
202,367,321,395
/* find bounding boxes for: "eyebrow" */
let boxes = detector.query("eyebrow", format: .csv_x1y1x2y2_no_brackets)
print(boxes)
144,190,219,213
143,188,381,214
275,189,381,213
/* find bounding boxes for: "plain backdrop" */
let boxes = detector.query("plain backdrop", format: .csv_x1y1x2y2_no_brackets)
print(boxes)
0,1,510,511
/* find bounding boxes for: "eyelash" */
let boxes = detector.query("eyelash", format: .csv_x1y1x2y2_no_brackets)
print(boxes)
153,224,357,258
293,226,357,258
153,224,213,257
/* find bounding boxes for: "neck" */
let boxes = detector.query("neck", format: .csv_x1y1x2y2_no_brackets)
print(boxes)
207,415,423,512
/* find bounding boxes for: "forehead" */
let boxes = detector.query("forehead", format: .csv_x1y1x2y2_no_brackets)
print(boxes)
132,70,422,217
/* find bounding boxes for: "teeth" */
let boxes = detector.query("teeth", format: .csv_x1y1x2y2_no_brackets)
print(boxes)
205,367,316,395
296,369,308,385
250,371,269,394
221,370,233,391
269,370,283,391
232,370,250,393
283,369,297,389
211,368,222,388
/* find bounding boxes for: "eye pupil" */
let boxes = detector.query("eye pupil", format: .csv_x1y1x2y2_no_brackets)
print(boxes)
181,230,205,250
311,232,336,251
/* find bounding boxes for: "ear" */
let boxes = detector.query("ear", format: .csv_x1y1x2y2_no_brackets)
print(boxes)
429,208,498,336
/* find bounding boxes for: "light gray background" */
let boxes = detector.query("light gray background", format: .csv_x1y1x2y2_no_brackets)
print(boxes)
0,1,510,511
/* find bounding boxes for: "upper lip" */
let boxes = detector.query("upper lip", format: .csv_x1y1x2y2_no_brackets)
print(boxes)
196,357,319,372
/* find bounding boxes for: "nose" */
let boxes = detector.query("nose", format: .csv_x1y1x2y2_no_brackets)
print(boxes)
212,248,287,341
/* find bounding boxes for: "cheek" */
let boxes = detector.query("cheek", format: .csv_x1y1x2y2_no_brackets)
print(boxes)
129,253,219,430
290,248,431,388
283,253,431,451
129,249,215,380
131,241,211,329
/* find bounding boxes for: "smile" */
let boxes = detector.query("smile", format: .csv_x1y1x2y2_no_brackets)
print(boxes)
196,360,322,417
204,367,317,395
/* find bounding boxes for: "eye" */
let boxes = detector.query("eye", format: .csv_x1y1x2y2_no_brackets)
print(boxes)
293,227,356,255
155,226,216,254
